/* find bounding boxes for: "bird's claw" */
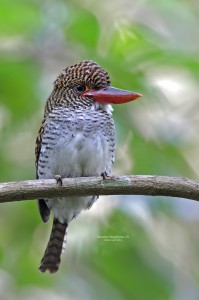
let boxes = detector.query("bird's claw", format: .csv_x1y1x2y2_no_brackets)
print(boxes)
101,171,109,180
55,175,63,186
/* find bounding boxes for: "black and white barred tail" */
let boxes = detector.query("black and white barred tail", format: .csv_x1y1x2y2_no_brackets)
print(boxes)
39,218,67,273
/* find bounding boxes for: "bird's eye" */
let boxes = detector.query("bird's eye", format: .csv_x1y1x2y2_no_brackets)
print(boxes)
74,85,86,94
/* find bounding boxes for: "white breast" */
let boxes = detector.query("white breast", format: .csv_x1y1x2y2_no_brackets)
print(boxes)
37,107,115,223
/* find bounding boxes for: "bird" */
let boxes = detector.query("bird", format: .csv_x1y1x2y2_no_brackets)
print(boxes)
35,60,142,273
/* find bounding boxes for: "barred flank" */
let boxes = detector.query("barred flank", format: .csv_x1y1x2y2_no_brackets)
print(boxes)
39,218,67,273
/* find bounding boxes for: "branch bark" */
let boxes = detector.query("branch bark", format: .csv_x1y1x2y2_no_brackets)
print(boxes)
0,175,199,203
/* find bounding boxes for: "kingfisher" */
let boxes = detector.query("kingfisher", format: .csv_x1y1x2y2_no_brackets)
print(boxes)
35,60,141,273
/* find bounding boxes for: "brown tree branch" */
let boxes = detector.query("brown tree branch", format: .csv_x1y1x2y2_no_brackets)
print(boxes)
0,175,199,203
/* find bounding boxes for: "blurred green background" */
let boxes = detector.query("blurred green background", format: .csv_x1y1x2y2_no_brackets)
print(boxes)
1,0,199,299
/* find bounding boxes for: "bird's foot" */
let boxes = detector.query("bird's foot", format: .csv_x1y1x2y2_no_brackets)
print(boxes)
101,171,110,180
55,175,63,186
101,171,115,180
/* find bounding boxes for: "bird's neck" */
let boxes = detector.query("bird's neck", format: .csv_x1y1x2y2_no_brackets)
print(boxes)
90,102,113,115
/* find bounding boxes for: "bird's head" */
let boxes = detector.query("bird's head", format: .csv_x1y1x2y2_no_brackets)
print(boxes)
45,60,142,116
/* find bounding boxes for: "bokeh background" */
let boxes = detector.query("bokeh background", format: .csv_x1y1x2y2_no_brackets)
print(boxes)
1,0,199,299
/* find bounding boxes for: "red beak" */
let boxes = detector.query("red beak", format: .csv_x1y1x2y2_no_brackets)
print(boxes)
83,86,142,104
